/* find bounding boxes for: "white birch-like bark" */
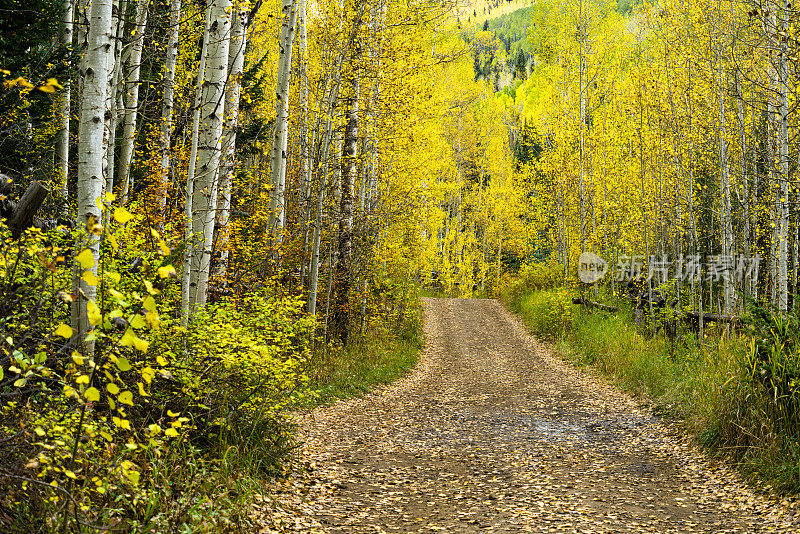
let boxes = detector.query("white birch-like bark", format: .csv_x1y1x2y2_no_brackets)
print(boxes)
715,9,733,314
103,0,126,209
189,0,231,308
56,0,73,212
158,0,181,214
117,0,149,204
776,3,789,312
181,6,211,322
267,0,299,241
71,0,112,345
214,2,247,277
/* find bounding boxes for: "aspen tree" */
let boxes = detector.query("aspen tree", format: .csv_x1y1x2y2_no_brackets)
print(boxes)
56,0,73,212
332,1,365,343
267,0,299,243
117,0,149,203
158,0,182,214
189,0,232,308
71,0,113,344
216,2,248,277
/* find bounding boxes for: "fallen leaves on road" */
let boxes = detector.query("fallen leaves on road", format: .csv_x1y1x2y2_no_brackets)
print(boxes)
250,298,798,533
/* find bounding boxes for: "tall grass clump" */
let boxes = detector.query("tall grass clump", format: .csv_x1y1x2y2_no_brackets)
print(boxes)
502,277,800,494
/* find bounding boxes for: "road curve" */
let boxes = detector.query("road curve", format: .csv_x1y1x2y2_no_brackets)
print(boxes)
259,298,796,533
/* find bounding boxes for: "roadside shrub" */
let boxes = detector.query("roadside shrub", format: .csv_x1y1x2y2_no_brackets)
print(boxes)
501,262,562,302
0,204,315,531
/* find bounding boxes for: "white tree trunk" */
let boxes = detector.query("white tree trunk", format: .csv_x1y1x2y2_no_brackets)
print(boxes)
158,0,181,214
715,19,733,314
777,4,789,312
181,5,211,322
71,0,113,347
214,2,247,278
189,0,232,309
117,0,149,203
103,0,126,212
56,0,73,213
267,0,298,242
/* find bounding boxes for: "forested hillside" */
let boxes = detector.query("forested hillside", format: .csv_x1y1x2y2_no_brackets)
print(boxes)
3,0,800,530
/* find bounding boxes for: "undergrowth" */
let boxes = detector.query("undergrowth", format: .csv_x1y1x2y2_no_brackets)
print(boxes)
502,270,800,495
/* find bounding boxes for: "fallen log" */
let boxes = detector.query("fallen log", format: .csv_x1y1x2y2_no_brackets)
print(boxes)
683,311,739,325
1,180,51,239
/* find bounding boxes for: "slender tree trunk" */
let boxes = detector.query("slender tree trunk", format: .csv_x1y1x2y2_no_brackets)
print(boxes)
181,6,211,322
267,0,299,243
214,3,247,278
777,4,790,312
189,0,232,308
158,0,181,215
56,0,73,212
116,0,148,203
715,16,733,314
71,0,113,348
332,12,362,344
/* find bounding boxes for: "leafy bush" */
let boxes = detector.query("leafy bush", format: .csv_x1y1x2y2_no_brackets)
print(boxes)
500,262,561,302
0,205,315,531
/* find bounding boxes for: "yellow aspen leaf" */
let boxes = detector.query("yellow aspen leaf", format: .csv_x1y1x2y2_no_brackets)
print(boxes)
157,265,177,278
148,424,161,435
167,410,180,417
81,271,99,286
150,228,161,239
107,232,119,251
100,430,113,441
76,249,95,269
104,191,116,203
14,378,27,387
64,469,77,480
137,382,148,397
164,427,179,437
130,315,146,329
158,241,170,255
113,417,131,430
106,383,120,395
144,280,157,295
141,366,155,384
54,324,73,339
120,329,136,348
115,356,131,372
75,375,89,385
94,195,105,211
118,391,133,405
106,271,121,284
86,300,101,326
145,310,160,329
156,355,168,366
84,387,100,402
143,296,156,312
34,427,45,437
133,337,149,352
113,207,133,224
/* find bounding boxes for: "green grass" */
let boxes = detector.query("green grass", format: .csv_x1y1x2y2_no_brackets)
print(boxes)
309,311,423,403
504,286,800,495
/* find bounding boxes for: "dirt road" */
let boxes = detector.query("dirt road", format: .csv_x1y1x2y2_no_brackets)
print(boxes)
258,298,797,533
